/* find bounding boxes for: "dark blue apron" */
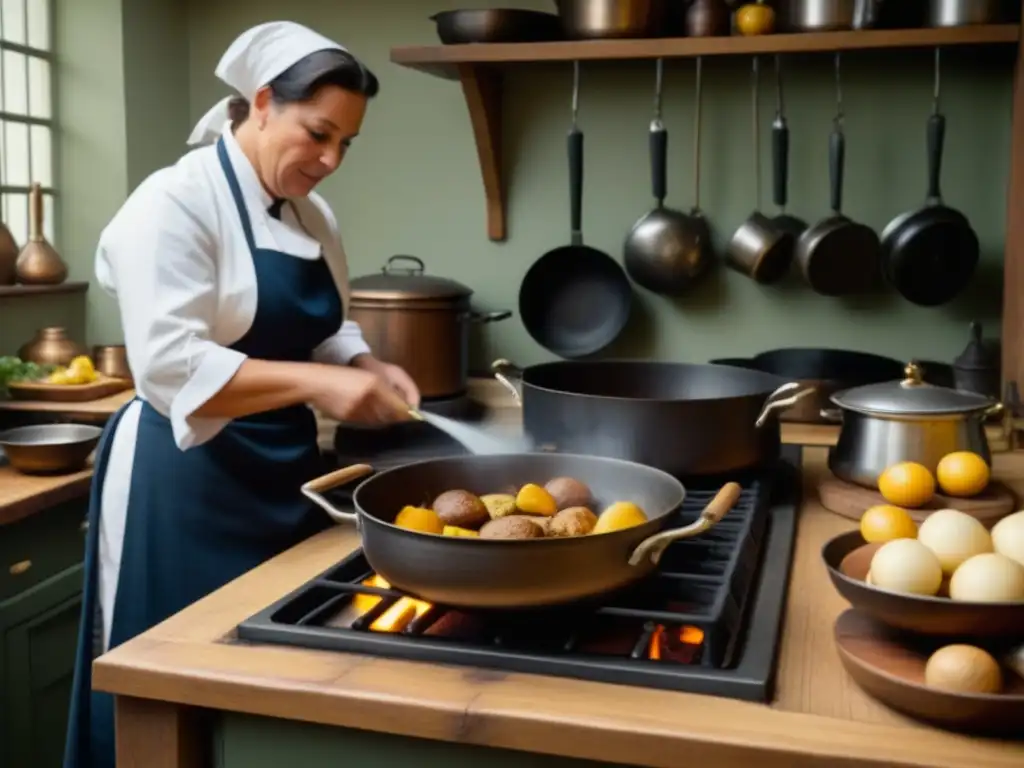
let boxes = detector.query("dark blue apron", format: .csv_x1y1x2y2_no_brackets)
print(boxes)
64,138,342,768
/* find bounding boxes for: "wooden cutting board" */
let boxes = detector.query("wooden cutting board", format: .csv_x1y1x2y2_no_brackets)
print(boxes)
6,375,133,403
818,475,1016,528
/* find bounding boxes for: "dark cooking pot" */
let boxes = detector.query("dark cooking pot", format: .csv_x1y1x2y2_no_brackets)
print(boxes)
302,456,740,609
492,358,814,477
347,256,510,400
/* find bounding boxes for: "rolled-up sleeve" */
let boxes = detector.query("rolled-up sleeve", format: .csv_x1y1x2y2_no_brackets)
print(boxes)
312,320,371,365
95,175,247,450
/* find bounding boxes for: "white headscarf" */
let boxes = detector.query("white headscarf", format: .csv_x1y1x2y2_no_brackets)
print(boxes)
187,21,347,147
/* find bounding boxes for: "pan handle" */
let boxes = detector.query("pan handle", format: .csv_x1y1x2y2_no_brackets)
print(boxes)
755,383,816,428
628,482,742,567
491,358,524,406
301,464,374,526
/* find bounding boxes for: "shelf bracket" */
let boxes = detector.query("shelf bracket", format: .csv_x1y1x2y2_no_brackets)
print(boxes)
457,64,506,242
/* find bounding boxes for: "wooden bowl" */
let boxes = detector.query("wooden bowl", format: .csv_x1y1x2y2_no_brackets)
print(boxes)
822,531,1024,638
835,609,1024,737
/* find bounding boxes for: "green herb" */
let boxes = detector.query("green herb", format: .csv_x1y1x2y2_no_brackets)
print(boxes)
0,356,56,396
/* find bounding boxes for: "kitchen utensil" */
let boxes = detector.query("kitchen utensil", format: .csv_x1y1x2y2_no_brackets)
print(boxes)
927,0,1006,27
91,344,133,382
623,59,707,296
817,475,1015,527
6,375,132,403
726,57,794,284
834,610,1024,737
825,361,1002,487
429,9,563,44
0,424,102,474
554,0,667,39
880,49,979,307
17,327,85,367
492,358,813,477
824,531,1024,638
709,348,908,423
778,0,883,31
301,455,741,609
685,0,732,35
794,54,881,296
519,61,632,358
0,220,16,285
412,409,533,455
347,255,510,400
952,321,1001,399
770,56,808,242
14,183,67,285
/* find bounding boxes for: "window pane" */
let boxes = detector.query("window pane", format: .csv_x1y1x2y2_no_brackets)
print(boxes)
4,119,28,185
26,0,46,50
2,192,27,246
2,50,27,115
1,0,26,45
27,55,48,117
29,123,48,185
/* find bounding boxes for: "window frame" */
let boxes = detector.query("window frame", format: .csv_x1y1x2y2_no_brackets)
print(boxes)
0,0,57,248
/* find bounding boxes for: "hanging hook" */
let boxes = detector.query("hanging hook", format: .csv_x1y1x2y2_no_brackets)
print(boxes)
654,58,664,121
774,54,784,118
833,52,844,129
571,60,580,129
932,47,942,115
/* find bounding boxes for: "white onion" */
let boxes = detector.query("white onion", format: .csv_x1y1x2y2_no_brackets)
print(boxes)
917,508,993,575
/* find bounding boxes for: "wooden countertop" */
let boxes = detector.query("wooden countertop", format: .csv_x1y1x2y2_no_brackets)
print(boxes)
0,387,136,420
93,448,1024,768
0,462,92,526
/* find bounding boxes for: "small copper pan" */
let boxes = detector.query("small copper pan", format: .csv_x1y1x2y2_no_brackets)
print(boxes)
92,345,132,382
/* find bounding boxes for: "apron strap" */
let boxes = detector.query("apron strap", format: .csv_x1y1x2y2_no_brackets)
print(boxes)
216,138,257,253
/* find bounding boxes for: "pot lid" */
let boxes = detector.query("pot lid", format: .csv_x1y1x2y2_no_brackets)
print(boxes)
349,255,471,301
953,321,1000,372
830,361,997,415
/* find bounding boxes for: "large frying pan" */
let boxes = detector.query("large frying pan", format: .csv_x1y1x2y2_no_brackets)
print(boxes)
521,61,632,358
302,455,740,610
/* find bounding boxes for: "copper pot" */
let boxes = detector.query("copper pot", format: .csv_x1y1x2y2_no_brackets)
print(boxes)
92,344,133,381
0,220,17,285
347,256,511,400
18,327,86,367
15,183,67,285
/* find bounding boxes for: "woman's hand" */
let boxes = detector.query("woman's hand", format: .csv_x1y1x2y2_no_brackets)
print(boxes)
309,364,413,425
351,355,421,409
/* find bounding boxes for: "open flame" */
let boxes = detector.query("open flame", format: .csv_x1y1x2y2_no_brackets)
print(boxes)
353,575,432,633
648,625,705,661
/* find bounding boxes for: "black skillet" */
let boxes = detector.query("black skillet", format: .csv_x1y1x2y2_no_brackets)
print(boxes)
520,61,632,358
794,54,881,296
880,49,979,307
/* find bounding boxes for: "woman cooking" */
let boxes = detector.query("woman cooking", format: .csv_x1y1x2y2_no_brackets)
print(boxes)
63,21,417,768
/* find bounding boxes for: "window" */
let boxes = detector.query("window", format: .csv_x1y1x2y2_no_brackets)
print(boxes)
0,0,54,249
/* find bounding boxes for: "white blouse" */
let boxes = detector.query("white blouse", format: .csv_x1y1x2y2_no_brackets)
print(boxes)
95,126,371,450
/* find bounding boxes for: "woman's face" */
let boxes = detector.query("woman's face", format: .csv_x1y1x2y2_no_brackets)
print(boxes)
251,84,368,198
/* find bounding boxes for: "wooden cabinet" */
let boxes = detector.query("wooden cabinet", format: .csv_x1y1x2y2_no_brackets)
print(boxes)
0,497,87,768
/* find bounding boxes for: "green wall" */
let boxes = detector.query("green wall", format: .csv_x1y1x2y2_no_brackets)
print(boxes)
1,0,1015,371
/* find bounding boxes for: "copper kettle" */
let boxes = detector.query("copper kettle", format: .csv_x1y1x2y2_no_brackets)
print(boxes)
15,183,67,285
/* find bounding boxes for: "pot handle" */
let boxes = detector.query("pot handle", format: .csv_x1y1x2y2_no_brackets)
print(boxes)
629,482,742,567
491,358,524,406
462,310,513,324
819,407,843,423
755,383,817,428
383,255,425,275
301,464,374,526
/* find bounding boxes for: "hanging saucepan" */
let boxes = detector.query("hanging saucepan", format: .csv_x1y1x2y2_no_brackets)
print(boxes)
769,55,807,242
520,61,632,358
794,53,881,296
726,56,794,284
347,255,511,400
302,454,741,609
879,48,979,307
624,57,710,295
492,358,814,477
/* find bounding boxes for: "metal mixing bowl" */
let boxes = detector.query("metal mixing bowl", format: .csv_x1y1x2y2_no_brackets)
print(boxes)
0,423,102,474
554,0,667,39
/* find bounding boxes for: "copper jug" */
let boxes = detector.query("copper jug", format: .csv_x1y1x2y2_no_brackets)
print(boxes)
15,183,67,285
0,220,17,285
18,327,86,367
687,0,732,36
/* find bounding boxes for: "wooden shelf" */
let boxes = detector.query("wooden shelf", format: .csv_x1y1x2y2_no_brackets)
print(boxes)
390,24,1020,242
0,282,89,299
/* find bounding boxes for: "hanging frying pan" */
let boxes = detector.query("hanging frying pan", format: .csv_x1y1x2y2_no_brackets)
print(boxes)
879,48,979,307
520,61,632,358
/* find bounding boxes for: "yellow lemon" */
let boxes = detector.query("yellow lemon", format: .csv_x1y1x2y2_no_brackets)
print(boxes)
394,505,444,535
592,501,648,535
859,504,918,543
515,483,558,516
936,452,990,498
878,462,935,508
442,525,479,537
